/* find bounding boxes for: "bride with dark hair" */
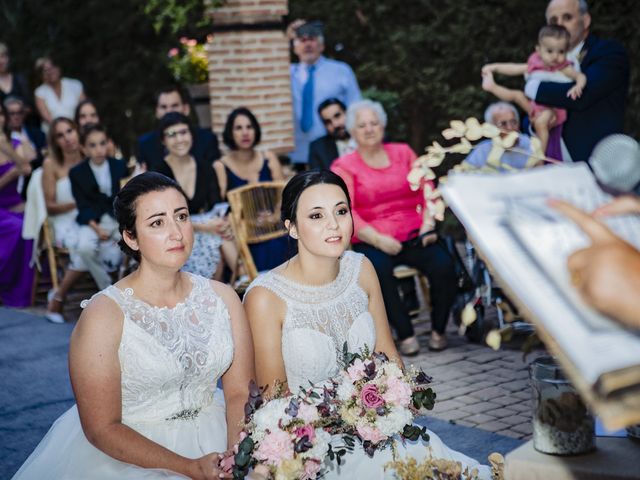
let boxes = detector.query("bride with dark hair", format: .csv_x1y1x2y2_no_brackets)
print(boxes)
14,172,254,479
244,170,490,479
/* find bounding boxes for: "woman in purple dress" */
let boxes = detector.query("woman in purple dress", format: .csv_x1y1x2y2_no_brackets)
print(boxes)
0,103,35,307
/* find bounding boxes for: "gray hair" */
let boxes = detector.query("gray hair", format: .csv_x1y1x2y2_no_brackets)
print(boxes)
3,95,24,109
546,0,588,17
578,0,589,14
484,102,520,125
345,99,388,133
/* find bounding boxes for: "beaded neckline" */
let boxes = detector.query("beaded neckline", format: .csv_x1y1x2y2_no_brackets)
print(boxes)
270,254,348,292
109,273,197,312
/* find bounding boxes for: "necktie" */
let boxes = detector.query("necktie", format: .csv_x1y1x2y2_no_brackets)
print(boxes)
301,64,316,133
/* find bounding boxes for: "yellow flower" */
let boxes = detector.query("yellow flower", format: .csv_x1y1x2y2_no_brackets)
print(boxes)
276,458,303,480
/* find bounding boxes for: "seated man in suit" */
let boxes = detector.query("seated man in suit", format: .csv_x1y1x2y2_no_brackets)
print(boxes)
308,98,355,170
137,85,221,170
524,0,630,163
69,123,128,290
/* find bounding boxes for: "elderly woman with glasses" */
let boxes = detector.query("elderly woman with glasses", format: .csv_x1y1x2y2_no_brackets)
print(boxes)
331,99,458,354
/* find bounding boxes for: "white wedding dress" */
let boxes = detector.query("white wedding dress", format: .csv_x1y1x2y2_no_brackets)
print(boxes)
13,273,232,479
247,251,491,479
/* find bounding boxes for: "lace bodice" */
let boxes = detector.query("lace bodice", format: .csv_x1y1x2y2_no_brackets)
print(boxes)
246,251,376,392
85,274,233,424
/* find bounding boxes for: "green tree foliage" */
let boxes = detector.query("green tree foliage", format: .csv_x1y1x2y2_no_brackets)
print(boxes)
0,0,213,156
0,1,636,158
290,0,639,154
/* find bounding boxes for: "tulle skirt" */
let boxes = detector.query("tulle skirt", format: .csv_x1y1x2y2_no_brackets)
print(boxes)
320,429,492,480
12,401,227,479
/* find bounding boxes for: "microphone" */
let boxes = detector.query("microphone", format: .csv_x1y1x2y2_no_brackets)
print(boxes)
589,134,640,194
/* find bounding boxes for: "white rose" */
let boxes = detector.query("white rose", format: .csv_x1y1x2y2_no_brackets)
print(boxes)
375,407,413,437
336,379,356,401
302,428,331,460
381,362,403,380
253,398,292,441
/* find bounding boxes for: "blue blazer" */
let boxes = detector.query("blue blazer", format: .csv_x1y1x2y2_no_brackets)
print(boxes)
69,158,128,225
535,34,629,163
137,127,221,171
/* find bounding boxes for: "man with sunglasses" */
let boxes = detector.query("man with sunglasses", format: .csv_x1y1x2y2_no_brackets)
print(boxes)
308,98,356,170
463,101,535,170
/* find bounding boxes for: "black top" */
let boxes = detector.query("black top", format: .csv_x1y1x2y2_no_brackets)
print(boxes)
155,157,221,214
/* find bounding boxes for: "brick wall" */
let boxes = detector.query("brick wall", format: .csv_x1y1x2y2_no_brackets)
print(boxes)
207,0,294,155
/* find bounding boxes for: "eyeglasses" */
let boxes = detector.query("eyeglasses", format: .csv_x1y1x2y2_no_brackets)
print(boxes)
495,119,519,129
164,128,190,139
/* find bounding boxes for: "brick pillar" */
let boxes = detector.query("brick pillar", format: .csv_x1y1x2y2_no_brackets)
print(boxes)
207,0,294,155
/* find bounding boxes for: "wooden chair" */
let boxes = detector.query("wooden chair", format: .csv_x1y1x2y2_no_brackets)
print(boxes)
226,181,288,281
31,218,69,305
393,265,431,316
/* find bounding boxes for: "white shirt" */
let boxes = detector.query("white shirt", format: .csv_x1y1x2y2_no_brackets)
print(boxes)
89,160,112,197
336,138,357,157
35,77,83,124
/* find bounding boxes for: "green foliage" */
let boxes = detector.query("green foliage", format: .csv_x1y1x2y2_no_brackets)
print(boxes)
0,0,214,157
143,0,221,34
290,0,640,153
167,38,209,84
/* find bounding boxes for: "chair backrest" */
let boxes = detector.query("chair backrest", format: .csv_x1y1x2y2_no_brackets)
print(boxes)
226,181,288,280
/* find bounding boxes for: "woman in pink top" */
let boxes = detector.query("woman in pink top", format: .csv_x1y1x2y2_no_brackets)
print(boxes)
331,100,457,353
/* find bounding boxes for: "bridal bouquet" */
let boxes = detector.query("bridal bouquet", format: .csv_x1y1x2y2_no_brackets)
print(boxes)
232,381,350,480
335,345,436,457
233,347,436,479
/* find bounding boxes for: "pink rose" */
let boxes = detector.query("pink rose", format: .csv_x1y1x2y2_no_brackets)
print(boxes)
361,384,385,409
347,359,366,381
294,424,316,442
301,459,322,479
167,48,179,58
383,377,412,406
356,425,388,444
254,429,294,466
186,38,198,47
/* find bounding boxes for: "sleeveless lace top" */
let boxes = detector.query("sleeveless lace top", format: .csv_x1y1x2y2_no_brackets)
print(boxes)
246,251,376,392
83,274,233,424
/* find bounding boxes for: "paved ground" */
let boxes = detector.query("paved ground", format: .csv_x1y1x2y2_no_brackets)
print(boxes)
410,314,538,441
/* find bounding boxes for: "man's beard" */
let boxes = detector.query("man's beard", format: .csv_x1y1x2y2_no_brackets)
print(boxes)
331,127,349,141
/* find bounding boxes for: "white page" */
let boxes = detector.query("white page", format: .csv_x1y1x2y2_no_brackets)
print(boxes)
441,163,640,392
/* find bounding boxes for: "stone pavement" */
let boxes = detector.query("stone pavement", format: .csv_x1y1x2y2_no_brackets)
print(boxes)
409,308,541,441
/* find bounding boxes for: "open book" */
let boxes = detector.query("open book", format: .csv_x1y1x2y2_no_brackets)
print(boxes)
441,163,640,429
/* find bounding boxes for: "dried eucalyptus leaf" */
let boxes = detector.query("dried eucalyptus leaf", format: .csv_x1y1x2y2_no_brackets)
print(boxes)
461,303,477,326
486,329,502,350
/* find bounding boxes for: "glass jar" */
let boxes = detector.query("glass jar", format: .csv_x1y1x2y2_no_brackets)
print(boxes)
529,356,595,455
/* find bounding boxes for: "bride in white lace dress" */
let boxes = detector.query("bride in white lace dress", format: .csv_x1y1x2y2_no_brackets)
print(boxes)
13,172,254,480
245,170,490,479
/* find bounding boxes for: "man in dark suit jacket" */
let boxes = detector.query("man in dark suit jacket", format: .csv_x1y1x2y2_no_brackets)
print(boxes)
525,0,630,163
137,86,221,170
308,98,355,170
70,127,129,289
